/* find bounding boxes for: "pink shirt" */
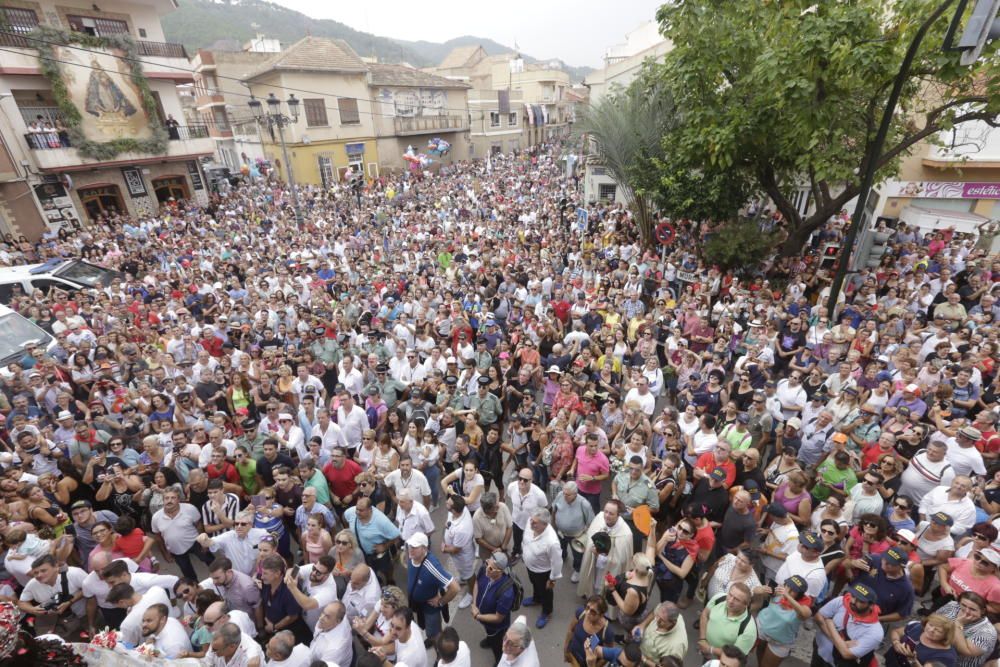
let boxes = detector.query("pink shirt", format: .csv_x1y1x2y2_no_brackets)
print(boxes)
947,558,1000,603
574,446,610,495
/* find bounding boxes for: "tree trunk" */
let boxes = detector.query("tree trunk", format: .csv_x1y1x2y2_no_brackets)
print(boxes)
779,225,816,256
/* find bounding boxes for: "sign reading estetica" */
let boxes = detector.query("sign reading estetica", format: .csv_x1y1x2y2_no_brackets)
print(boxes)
887,181,1000,199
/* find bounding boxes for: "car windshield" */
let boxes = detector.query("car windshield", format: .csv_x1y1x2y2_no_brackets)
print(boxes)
55,260,120,287
0,314,50,365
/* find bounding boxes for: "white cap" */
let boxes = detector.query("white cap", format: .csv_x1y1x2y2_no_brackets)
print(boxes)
278,413,294,421
56,410,74,421
406,532,429,548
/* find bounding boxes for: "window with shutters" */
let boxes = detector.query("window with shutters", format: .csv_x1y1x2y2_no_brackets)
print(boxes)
599,184,617,201
67,15,129,37
303,99,328,127
318,156,334,189
338,98,360,125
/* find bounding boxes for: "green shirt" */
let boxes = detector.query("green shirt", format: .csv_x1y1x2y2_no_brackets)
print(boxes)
306,469,332,506
811,461,858,502
641,613,688,661
235,459,259,494
705,593,757,656
613,471,660,511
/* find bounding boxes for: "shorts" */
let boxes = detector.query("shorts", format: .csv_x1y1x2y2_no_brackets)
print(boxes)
758,629,794,658
452,551,475,579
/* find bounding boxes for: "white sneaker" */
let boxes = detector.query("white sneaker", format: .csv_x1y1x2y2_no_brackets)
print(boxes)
458,592,473,609
570,571,580,583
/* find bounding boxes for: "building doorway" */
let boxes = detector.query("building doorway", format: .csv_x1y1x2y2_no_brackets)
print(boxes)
151,176,189,203
77,184,124,221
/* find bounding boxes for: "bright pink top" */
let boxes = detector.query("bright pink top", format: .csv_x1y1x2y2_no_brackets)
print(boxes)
947,557,1000,603
574,446,610,495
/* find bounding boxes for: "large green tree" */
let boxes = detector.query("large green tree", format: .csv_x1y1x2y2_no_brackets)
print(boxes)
652,0,1000,254
574,77,676,246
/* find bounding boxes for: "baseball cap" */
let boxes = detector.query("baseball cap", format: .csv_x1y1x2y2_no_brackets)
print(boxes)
904,383,920,393
766,503,789,518
786,417,802,430
979,548,1000,567
710,467,728,482
884,548,906,565
850,582,877,604
785,575,808,595
931,512,954,526
70,500,93,511
895,529,916,545
737,412,750,424
406,532,429,548
744,480,761,499
831,432,849,444
799,531,821,549
490,552,510,570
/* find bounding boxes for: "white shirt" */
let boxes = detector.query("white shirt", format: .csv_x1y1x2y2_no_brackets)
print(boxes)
342,568,381,621
395,626,428,667
396,501,435,542
945,439,987,476
918,486,977,535
339,368,364,397
337,405,368,449
439,640,472,667
384,469,432,501
505,482,548,529
120,585,171,646
266,644,312,667
521,524,563,578
20,566,87,616
775,552,827,598
310,618,353,667
149,617,192,659
151,504,202,554
82,558,140,608
313,421,348,455
444,508,475,558
298,564,340,630
199,439,237,468
205,631,264,667
208,528,270,575
623,388,655,416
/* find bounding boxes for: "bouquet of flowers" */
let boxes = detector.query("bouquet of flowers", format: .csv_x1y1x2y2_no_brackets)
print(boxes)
89,628,119,650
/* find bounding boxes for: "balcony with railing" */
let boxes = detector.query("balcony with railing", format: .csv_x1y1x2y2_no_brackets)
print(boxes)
393,115,468,136
136,40,187,58
168,124,210,140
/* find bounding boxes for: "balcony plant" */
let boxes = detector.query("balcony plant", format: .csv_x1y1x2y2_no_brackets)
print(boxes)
30,25,168,161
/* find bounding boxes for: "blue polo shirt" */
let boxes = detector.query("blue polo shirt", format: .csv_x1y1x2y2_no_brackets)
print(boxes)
473,566,516,636
407,552,453,605
853,555,915,620
343,506,400,556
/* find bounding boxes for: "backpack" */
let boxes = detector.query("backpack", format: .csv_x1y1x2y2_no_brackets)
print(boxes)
496,571,525,612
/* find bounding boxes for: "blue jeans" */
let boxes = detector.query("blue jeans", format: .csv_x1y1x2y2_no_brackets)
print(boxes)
418,603,444,640
424,464,441,505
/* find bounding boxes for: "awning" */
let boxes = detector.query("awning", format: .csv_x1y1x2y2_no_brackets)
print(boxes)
896,205,988,235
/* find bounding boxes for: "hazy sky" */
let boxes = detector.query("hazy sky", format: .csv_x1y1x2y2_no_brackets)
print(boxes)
269,0,664,68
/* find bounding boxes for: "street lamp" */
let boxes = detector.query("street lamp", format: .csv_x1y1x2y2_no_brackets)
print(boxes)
248,92,303,224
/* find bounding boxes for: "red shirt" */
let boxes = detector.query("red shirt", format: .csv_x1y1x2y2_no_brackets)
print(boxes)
694,523,715,557
694,451,736,488
323,458,362,499
114,528,146,560
862,443,898,469
206,461,239,485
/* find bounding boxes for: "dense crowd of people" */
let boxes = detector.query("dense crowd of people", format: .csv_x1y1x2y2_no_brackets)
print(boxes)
0,141,997,667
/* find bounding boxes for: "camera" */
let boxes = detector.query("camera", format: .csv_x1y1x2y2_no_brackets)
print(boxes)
43,592,68,611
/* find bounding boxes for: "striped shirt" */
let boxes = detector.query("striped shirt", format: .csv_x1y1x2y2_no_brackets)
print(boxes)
201,492,241,535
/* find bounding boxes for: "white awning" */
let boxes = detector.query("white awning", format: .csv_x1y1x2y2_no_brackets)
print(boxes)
896,205,988,236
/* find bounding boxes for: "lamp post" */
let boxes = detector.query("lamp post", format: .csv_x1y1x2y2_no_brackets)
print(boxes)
248,92,303,224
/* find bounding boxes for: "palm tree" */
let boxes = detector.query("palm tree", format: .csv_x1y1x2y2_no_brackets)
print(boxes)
574,78,674,247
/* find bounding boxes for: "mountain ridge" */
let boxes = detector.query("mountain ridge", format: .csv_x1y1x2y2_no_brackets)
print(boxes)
162,0,593,82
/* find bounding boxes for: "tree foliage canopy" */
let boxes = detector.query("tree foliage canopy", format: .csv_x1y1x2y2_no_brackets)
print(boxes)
650,0,1000,253
574,76,676,246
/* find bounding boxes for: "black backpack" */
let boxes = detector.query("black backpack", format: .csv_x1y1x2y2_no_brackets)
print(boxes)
496,571,525,612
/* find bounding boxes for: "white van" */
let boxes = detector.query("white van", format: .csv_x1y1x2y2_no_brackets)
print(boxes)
0,305,55,367
0,258,124,303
